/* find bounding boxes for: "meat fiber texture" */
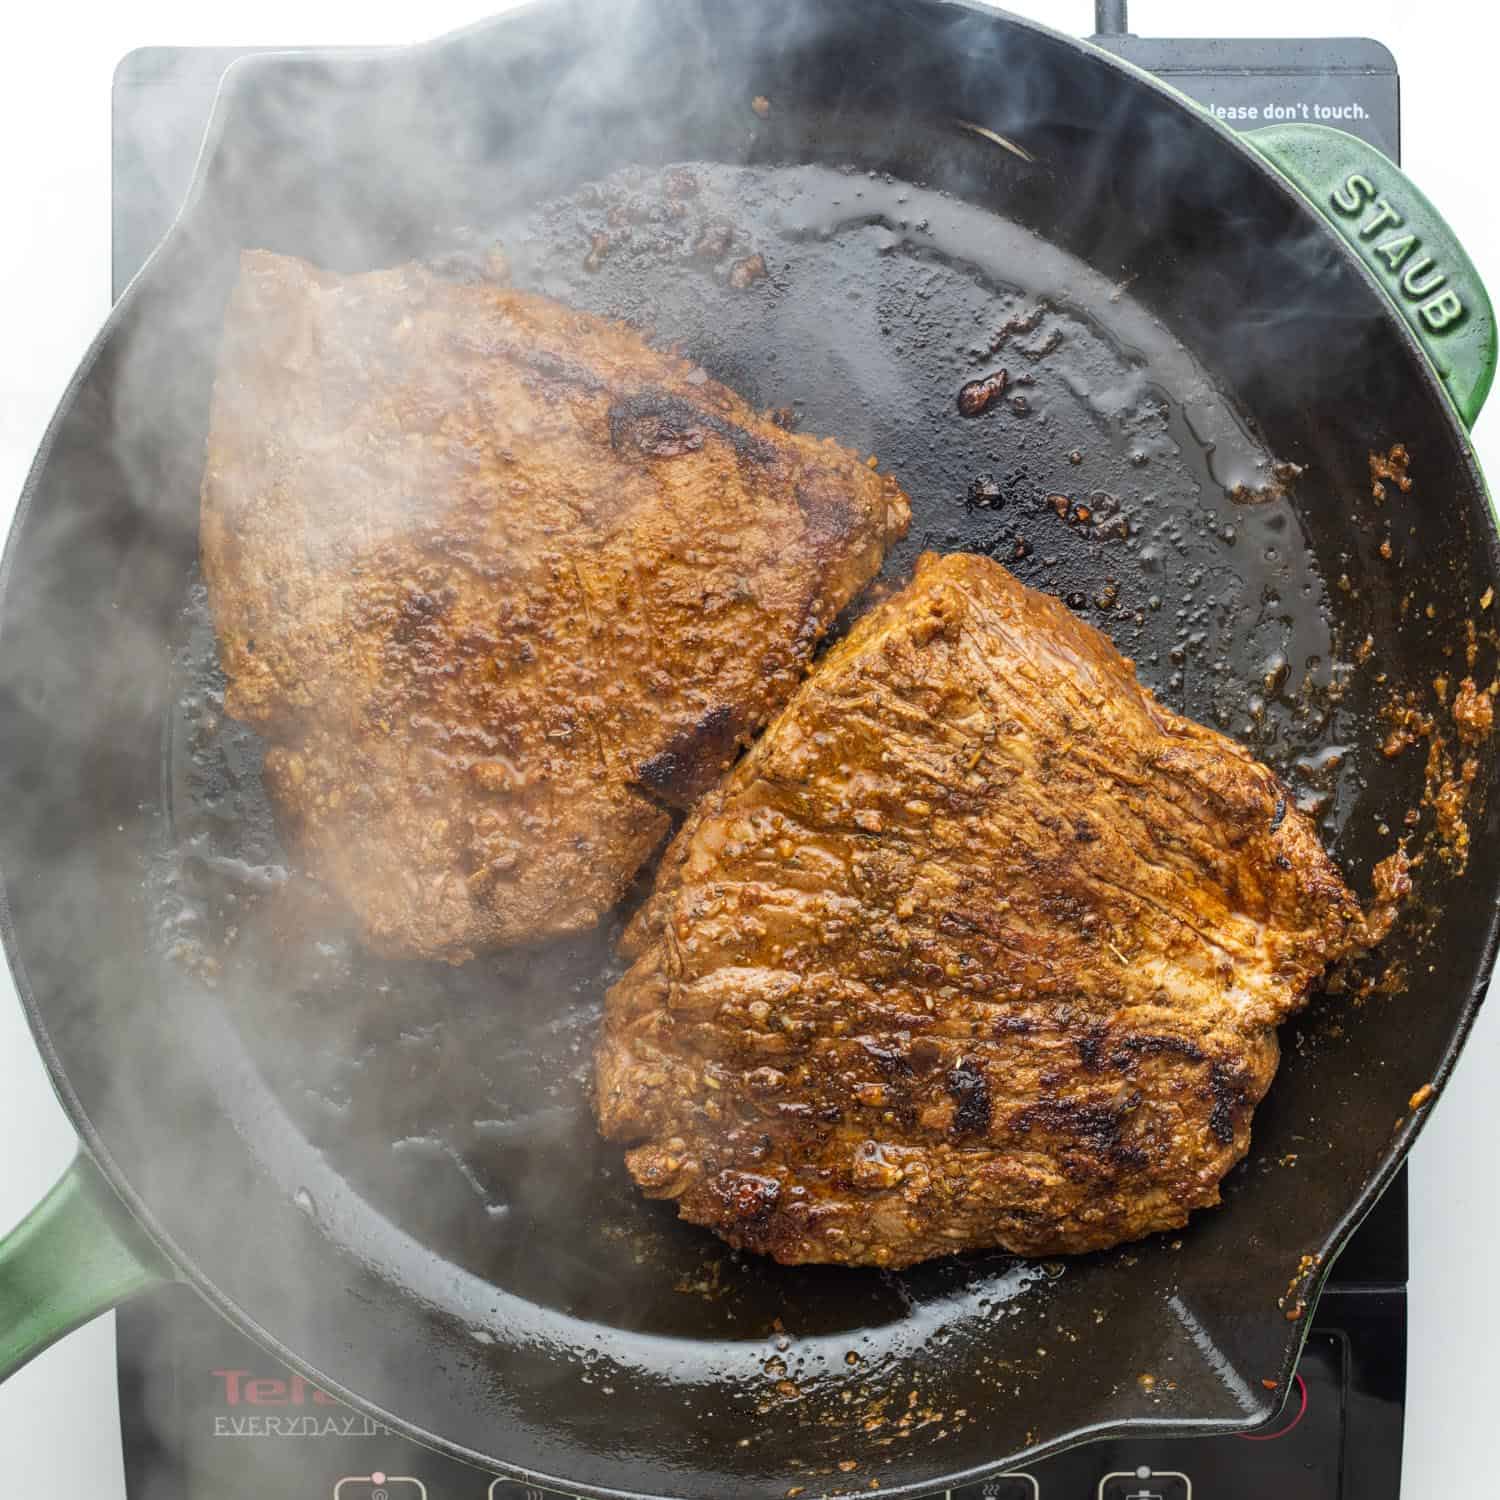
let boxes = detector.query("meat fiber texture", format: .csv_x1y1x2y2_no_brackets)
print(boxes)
201,251,910,961
597,551,1370,1266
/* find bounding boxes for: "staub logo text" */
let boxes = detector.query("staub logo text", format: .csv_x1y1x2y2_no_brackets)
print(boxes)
1330,172,1464,333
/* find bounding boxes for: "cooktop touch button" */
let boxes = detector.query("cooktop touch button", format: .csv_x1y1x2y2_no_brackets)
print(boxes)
1098,1470,1192,1500
333,1476,429,1500
951,1478,1040,1500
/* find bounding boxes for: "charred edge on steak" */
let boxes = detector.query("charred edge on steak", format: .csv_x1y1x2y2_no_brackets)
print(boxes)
390,585,455,643
710,1168,782,1225
1011,1095,1148,1169
1208,1060,1249,1145
1075,1027,1108,1071
793,474,861,551
946,1057,993,1136
1111,1032,1208,1070
634,703,744,806
860,1034,944,1078
1076,1026,1208,1073
860,1036,912,1076
608,390,777,466
373,585,460,715
995,1015,1039,1038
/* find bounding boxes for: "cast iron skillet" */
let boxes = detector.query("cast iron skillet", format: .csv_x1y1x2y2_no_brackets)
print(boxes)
2,2,1499,1495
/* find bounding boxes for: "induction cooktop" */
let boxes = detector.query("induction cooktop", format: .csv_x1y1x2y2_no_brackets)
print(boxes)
111,12,1408,1497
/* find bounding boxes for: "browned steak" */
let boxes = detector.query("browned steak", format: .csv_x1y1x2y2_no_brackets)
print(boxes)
597,551,1371,1266
201,251,909,961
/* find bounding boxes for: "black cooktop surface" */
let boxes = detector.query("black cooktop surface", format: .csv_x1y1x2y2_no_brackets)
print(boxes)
118,1273,1406,1499
112,26,1407,1500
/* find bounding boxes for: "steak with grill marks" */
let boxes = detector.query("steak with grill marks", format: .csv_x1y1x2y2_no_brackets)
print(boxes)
596,551,1393,1266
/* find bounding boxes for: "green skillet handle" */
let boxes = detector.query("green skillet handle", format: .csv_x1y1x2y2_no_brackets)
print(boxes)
0,1150,176,1383
1245,123,1496,430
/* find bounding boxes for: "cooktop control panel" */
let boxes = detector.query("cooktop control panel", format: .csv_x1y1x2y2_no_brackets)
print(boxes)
117,1288,1402,1500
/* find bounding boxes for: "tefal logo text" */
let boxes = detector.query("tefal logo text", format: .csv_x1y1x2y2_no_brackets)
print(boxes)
212,1369,340,1407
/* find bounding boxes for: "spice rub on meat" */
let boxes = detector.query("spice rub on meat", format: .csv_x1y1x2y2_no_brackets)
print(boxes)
201,250,910,961
597,552,1368,1266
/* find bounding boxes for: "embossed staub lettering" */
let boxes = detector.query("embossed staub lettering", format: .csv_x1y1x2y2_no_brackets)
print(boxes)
1330,171,1466,333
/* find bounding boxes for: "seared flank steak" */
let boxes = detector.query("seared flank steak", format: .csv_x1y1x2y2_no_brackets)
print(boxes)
201,250,909,961
597,551,1378,1266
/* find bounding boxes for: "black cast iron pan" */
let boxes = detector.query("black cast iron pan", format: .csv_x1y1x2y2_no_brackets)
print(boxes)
2,2,1499,1496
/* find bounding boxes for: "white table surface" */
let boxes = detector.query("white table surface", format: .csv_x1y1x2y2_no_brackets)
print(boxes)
2,2,1496,1494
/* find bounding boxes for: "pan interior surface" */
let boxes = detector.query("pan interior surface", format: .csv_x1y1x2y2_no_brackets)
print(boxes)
3,2,1498,1497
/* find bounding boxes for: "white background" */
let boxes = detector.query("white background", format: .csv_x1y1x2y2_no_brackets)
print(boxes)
0,1,1494,1495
